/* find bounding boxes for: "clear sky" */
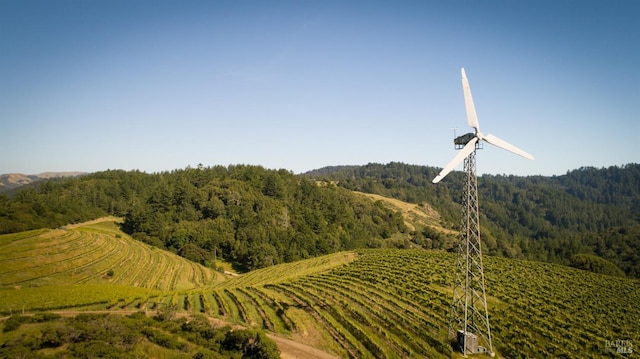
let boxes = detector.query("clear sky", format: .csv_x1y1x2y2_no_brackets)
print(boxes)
1,0,638,176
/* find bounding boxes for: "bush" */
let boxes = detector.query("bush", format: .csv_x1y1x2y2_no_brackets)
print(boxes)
569,253,626,277
154,304,178,321
180,314,210,333
2,315,28,332
222,329,280,359
142,327,186,350
40,325,67,348
32,312,62,322
192,350,224,359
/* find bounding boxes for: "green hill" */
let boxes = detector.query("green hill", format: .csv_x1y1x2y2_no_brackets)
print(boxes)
1,223,638,358
305,162,640,277
2,163,638,277
0,166,407,272
0,218,219,291
192,249,640,358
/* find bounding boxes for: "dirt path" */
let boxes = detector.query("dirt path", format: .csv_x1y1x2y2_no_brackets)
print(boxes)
65,216,122,229
3,309,340,359
267,334,341,359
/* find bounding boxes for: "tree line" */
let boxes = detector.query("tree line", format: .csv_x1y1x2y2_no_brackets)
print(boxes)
1,162,638,277
304,162,640,277
0,165,406,271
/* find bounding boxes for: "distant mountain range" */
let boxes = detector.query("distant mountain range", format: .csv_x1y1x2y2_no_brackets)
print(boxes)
0,172,86,193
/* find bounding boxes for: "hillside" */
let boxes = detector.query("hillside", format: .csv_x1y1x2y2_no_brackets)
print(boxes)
0,172,85,194
0,222,637,358
354,191,447,232
0,166,407,272
1,163,638,278
0,218,219,291
305,162,640,277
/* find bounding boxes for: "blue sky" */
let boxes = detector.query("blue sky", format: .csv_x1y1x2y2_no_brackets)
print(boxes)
1,0,638,176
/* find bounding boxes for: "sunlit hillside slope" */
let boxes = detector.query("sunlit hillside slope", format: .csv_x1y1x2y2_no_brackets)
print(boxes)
0,218,218,291
1,220,637,359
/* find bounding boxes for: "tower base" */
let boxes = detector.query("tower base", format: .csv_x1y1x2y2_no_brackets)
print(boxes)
456,330,495,357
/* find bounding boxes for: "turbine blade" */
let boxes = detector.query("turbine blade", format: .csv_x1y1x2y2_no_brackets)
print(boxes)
483,133,535,160
432,137,478,183
461,68,480,132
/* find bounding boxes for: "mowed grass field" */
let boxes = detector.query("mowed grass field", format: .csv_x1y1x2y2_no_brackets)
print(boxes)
1,219,639,358
0,218,219,291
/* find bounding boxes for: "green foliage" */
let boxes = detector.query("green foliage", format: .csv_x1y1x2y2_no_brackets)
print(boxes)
2,312,61,332
222,329,280,359
0,170,154,232
306,162,640,277
31,312,62,322
0,285,159,314
0,165,406,271
154,304,178,321
132,249,637,358
142,327,187,350
0,312,278,358
1,162,638,277
0,223,217,291
180,314,211,333
40,324,68,348
2,315,28,332
1,249,637,358
569,253,626,277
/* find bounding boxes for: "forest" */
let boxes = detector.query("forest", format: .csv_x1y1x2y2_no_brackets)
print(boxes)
1,162,638,277
305,162,640,277
0,165,405,271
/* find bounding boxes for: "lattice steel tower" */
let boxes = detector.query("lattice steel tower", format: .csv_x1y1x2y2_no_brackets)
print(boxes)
448,147,493,356
432,68,534,356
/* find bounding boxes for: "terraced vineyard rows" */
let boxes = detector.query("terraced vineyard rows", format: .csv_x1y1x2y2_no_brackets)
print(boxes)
2,222,638,358
0,220,217,291
0,284,158,313
132,249,638,358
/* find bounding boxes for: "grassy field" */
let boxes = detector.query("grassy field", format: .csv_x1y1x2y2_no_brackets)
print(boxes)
354,191,454,234
0,219,219,291
1,220,638,358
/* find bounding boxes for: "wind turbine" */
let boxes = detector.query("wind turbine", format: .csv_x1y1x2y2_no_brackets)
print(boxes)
433,68,533,356
433,68,534,184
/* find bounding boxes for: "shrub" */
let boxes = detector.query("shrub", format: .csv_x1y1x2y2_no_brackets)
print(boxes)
142,328,185,350
2,315,28,332
569,253,626,277
40,325,67,348
222,329,280,359
32,312,62,322
180,314,210,333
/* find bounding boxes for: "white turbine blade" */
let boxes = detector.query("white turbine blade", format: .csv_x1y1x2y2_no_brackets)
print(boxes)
483,133,535,160
461,68,479,132
432,137,478,183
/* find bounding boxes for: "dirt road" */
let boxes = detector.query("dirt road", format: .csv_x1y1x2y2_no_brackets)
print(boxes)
267,334,341,359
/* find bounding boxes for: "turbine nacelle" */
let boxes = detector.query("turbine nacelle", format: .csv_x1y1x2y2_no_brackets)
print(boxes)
454,132,476,147
432,68,534,184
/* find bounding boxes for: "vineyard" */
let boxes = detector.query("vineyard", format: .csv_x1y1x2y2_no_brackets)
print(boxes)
0,219,218,291
177,250,638,358
1,221,638,358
